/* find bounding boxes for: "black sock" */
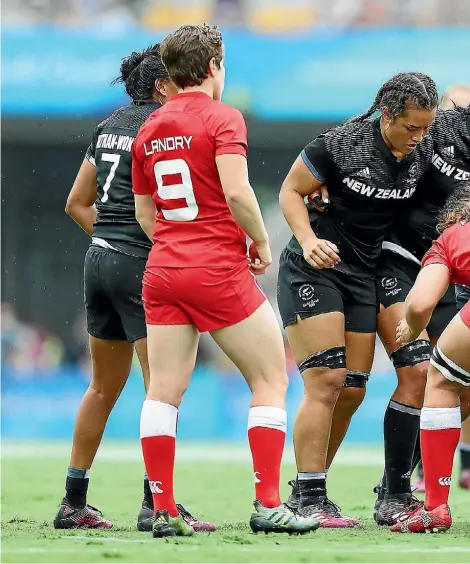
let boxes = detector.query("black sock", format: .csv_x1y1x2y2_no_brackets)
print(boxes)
411,433,422,477
460,444,470,469
143,472,153,507
297,472,326,508
384,400,421,495
65,468,89,508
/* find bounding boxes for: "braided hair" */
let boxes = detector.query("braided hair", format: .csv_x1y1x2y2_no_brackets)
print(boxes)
437,183,470,233
112,44,169,103
348,72,439,123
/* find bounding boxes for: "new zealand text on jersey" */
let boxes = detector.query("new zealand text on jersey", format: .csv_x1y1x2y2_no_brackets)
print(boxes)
96,133,134,152
432,153,470,180
343,177,415,200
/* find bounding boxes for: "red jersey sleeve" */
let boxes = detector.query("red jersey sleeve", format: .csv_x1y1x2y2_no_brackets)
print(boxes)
422,233,451,270
213,106,247,158
132,139,152,195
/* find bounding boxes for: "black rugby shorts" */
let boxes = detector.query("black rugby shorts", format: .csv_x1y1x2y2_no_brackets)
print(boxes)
277,248,377,333
376,250,456,338
84,245,147,342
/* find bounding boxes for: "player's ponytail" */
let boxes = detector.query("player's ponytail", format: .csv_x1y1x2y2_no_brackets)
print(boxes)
437,183,470,232
346,72,438,124
112,44,170,103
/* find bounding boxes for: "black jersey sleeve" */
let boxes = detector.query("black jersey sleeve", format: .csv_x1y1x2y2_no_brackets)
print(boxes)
301,136,336,183
85,125,99,167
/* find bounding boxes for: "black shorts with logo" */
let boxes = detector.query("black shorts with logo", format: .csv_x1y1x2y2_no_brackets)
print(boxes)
84,245,147,342
277,248,378,333
376,250,456,338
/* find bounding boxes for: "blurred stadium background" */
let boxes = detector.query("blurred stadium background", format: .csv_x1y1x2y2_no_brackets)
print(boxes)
2,0,470,447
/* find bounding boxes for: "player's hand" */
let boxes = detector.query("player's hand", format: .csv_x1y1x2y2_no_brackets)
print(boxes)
302,237,340,269
307,185,329,211
396,318,419,347
249,241,272,275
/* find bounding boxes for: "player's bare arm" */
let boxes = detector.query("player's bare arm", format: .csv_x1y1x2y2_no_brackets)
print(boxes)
216,153,271,274
279,155,339,269
65,158,98,236
397,264,450,346
135,194,156,242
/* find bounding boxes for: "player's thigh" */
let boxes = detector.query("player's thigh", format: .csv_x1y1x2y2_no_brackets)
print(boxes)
432,310,470,386
210,300,287,397
278,249,347,389
101,251,147,343
345,331,376,374
141,266,200,403
146,324,199,404
134,338,150,392
84,246,127,341
89,335,134,400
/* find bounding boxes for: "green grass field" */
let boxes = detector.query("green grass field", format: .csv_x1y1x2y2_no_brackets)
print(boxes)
1,443,470,563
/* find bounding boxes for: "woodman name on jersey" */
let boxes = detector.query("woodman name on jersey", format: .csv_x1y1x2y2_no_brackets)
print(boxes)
432,152,470,181
96,133,134,152
343,177,416,200
143,136,193,155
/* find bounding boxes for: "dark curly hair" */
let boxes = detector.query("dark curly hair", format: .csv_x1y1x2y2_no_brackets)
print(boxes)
437,183,470,232
112,44,169,102
347,72,439,123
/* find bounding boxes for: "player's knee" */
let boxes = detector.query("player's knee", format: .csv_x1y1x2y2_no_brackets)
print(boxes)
88,381,121,409
338,381,366,413
147,386,187,408
251,370,288,405
300,346,347,405
391,339,430,371
396,363,428,407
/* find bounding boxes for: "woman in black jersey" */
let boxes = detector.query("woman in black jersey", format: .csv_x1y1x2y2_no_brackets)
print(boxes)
372,87,470,524
278,73,438,527
54,45,215,532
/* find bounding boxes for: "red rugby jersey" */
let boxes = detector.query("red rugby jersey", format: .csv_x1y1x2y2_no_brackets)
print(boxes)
132,91,248,268
422,221,470,286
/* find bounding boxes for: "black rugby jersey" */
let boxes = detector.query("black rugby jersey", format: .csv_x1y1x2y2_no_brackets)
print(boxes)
385,107,470,262
287,118,434,275
85,101,160,258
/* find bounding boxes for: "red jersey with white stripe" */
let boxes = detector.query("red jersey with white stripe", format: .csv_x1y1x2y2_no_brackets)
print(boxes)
422,221,470,286
132,91,248,268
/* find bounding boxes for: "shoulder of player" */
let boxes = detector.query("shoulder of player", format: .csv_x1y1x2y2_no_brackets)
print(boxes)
134,109,161,140
431,107,469,139
321,119,373,164
322,119,372,145
205,100,245,123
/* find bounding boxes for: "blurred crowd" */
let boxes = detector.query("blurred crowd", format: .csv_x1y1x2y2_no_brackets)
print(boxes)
4,0,470,31
1,302,90,376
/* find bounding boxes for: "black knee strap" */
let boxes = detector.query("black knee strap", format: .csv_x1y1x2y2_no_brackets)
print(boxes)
390,339,431,370
343,370,369,388
298,346,346,374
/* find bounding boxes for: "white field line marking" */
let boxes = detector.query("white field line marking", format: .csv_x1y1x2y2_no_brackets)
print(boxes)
3,540,470,555
1,443,383,466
